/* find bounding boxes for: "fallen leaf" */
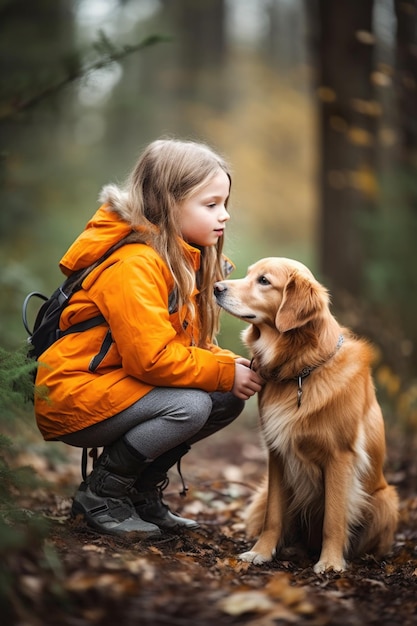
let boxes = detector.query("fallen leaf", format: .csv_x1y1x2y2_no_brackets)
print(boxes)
218,590,275,616
266,573,306,606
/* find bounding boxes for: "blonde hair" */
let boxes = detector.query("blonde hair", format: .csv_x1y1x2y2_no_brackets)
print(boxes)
103,138,232,346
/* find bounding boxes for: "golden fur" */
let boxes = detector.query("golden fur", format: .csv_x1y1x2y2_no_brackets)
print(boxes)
214,257,398,573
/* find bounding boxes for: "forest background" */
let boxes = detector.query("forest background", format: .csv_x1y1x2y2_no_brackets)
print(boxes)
2,0,417,471
1,0,417,624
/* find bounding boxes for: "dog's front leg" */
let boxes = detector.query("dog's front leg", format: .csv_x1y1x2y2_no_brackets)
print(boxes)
239,450,285,565
313,453,353,573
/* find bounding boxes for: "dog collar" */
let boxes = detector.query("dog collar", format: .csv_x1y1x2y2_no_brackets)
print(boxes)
294,334,344,407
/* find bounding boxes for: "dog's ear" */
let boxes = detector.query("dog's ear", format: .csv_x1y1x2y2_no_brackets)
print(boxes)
275,271,329,332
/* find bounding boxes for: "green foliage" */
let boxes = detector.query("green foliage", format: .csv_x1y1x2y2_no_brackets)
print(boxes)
0,344,35,412
0,343,40,509
0,344,54,615
0,342,42,501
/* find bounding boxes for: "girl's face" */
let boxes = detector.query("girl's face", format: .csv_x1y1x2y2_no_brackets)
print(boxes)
178,169,231,247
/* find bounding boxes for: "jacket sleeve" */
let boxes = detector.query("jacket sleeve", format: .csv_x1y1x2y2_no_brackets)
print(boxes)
208,343,243,360
88,253,236,393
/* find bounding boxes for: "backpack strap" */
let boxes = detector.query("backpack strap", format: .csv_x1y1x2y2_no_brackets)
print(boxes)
88,329,113,372
57,314,106,341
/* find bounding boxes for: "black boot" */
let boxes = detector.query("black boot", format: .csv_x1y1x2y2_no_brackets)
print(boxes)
71,438,161,538
130,443,199,530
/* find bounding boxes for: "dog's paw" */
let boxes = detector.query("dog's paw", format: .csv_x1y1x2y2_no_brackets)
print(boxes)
313,558,347,574
239,550,273,565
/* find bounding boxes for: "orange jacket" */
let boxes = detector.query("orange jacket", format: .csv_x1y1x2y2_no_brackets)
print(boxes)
34,203,239,441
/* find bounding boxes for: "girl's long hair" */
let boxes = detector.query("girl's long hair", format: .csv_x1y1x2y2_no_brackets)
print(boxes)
102,138,232,346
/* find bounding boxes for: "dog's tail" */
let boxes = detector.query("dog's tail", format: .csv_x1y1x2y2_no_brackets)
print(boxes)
353,484,399,557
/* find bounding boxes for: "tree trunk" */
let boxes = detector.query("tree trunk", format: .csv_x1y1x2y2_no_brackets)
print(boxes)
308,0,377,297
394,0,417,167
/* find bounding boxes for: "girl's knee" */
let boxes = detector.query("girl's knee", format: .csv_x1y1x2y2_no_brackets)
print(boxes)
184,389,213,422
211,392,245,421
225,394,245,419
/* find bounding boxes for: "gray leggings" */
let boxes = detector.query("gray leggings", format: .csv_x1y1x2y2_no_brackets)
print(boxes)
60,387,244,461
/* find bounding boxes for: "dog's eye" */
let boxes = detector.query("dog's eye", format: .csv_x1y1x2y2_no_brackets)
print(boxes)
258,275,271,286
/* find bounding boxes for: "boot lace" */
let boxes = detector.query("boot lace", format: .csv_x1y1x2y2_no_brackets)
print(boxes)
176,458,188,497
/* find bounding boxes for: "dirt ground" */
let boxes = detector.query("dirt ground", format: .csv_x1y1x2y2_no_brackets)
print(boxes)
5,426,417,626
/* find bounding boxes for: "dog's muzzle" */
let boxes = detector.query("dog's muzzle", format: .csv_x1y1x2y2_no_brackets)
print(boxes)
214,282,227,303
213,283,256,320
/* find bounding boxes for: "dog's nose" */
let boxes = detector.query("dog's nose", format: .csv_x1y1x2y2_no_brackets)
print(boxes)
214,282,227,294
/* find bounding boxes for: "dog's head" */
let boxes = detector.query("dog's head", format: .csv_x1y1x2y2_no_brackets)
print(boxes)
214,257,329,332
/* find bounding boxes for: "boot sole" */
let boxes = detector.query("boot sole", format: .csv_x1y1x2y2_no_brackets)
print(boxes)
139,514,200,531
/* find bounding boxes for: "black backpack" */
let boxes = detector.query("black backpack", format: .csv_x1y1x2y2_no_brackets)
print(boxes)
22,260,110,364
22,272,105,362
21,235,140,364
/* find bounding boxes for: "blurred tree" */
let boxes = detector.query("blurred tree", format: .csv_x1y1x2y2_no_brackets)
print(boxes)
307,0,377,296
307,0,417,383
394,0,417,166
163,0,226,72
0,0,76,232
368,0,417,375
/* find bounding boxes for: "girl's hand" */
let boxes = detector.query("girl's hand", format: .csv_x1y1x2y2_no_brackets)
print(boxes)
234,357,252,368
232,362,264,400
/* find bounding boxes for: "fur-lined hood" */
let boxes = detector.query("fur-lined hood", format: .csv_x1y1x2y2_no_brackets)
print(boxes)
59,185,134,276
59,184,233,279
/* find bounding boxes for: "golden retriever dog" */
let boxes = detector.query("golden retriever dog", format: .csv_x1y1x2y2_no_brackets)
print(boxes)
214,257,398,574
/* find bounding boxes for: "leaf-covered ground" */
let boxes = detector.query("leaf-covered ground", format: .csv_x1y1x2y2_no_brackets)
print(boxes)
6,427,417,626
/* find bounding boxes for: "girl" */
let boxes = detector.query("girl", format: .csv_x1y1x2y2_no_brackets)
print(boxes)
34,138,263,538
